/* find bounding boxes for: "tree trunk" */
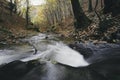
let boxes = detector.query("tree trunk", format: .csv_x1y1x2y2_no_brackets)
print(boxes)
88,0,93,12
71,0,91,29
14,0,17,13
9,0,13,15
94,0,102,21
103,0,120,16
26,0,30,27
103,0,112,14
101,0,103,9
0,2,3,20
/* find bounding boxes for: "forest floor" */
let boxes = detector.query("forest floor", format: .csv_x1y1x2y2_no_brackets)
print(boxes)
0,14,37,45
0,0,40,47
53,13,120,44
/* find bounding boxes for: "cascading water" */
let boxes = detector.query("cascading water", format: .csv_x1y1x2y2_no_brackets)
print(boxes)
21,33,89,67
0,33,120,80
21,42,89,67
0,47,34,65
0,33,89,67
40,61,65,80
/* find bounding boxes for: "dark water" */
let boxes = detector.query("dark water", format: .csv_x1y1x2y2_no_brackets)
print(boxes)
0,34,120,80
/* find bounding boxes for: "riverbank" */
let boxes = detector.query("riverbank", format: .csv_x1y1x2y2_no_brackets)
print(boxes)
0,16,38,47
0,0,38,47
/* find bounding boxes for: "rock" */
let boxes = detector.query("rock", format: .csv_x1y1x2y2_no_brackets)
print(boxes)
69,43,93,58
0,60,40,80
89,58,120,80
0,61,27,80
20,62,107,80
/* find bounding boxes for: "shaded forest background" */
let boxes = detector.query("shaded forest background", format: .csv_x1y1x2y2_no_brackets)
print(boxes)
0,0,120,45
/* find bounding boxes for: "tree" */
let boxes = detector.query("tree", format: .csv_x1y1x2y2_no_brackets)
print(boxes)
103,0,120,16
100,0,103,8
26,0,30,26
14,0,18,13
9,0,15,15
70,0,91,29
94,0,102,21
0,1,3,18
88,0,93,12
103,0,112,14
43,0,73,26
9,0,18,15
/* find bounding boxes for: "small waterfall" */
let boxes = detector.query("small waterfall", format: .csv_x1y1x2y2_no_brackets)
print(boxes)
40,61,65,80
21,41,89,67
0,49,33,65
0,33,89,67
46,42,89,67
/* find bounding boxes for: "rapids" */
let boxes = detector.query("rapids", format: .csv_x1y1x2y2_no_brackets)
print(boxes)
0,33,120,80
0,33,89,67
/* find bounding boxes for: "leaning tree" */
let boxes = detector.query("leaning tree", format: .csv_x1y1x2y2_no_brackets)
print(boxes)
70,0,91,29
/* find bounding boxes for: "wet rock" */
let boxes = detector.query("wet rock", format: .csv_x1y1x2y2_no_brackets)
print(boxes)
64,67,108,80
20,63,108,80
111,32,120,40
0,60,40,80
0,45,120,80
0,61,27,80
69,44,93,58
89,58,120,80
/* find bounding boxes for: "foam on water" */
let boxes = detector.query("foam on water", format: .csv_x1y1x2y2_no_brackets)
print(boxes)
0,50,33,65
21,42,89,67
0,33,89,67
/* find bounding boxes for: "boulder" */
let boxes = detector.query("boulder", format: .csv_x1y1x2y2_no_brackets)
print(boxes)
0,60,40,80
69,43,93,58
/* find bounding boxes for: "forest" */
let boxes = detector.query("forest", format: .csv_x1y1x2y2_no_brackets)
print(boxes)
0,0,120,44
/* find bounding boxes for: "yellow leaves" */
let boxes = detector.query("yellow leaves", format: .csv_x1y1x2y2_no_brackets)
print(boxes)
32,5,46,24
46,0,56,4
45,0,58,9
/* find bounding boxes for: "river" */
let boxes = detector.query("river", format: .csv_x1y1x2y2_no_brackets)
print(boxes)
0,33,120,80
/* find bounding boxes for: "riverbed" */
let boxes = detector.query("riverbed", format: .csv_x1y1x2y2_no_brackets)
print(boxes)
0,33,120,80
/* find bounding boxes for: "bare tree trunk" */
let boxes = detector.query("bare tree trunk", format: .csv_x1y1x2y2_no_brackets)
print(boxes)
0,2,3,20
103,0,120,16
9,0,14,15
71,0,91,29
14,0,17,13
88,0,93,12
101,0,103,9
94,0,102,21
26,0,30,27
